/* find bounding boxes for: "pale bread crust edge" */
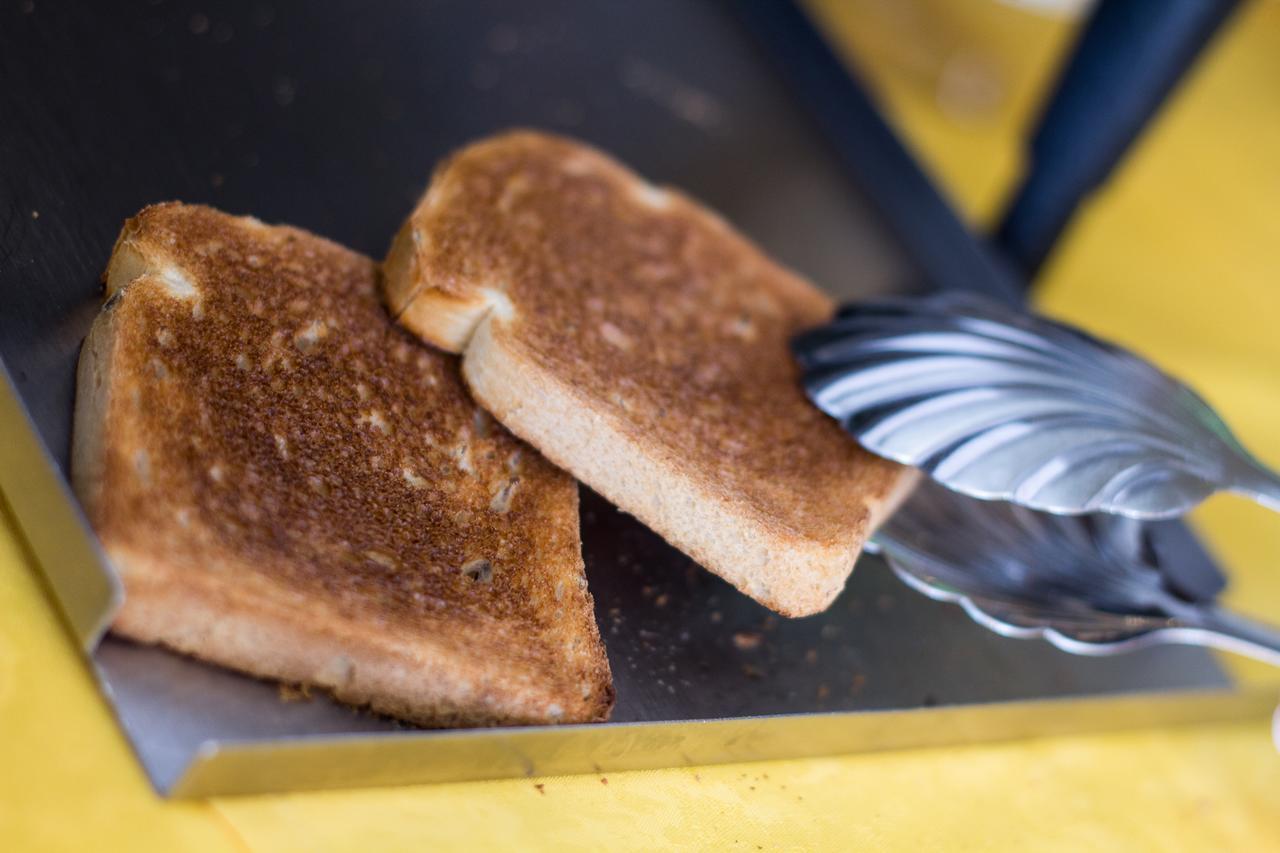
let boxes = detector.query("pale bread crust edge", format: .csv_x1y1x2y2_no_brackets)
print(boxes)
385,258,916,618
73,210,613,726
72,291,116,522
106,545,598,726
452,306,911,617
382,137,917,616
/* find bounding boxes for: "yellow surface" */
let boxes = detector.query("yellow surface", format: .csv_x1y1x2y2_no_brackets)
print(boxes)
0,503,1277,849
1034,2,1280,687
804,0,1078,226
5,2,1280,849
812,0,1280,686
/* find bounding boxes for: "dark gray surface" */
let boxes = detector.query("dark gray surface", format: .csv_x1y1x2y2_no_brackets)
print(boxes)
0,0,918,470
1,0,1230,793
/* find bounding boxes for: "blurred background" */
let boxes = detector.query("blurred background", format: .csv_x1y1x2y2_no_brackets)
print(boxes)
809,0,1280,683
4,0,1280,847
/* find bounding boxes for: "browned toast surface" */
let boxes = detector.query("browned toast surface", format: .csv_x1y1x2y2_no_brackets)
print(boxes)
384,131,912,616
74,202,612,725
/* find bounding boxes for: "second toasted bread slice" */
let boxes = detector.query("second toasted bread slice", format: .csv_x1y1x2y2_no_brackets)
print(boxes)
383,131,913,617
74,203,612,725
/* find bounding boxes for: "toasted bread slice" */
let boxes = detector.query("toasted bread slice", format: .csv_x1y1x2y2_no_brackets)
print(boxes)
383,131,914,617
74,203,612,726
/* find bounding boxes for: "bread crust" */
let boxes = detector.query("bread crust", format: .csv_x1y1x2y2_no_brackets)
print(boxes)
74,203,613,725
384,131,913,616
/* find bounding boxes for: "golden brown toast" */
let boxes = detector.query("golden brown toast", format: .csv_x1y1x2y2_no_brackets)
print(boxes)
73,203,613,726
383,131,914,617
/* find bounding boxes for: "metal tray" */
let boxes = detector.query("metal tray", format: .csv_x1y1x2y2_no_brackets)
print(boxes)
0,0,1268,797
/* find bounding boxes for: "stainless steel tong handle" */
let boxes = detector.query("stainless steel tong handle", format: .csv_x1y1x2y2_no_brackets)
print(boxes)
1165,605,1280,669
1229,456,1280,515
871,479,1280,672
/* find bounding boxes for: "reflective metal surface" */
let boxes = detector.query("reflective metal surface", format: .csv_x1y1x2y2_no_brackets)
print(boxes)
0,0,1256,797
871,481,1280,666
797,292,1280,519
0,363,120,649
79,488,1239,795
165,690,1274,798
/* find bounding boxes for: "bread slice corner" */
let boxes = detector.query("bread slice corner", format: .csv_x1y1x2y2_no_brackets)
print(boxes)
76,202,613,725
383,131,913,617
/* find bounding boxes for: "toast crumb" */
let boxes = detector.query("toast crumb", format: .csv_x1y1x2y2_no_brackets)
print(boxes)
279,683,312,703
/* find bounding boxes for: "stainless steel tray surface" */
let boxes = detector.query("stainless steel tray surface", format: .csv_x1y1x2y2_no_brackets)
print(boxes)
93,491,1237,793
0,0,1257,796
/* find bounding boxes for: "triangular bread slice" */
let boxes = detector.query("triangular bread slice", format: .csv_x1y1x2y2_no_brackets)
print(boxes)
383,131,914,617
73,203,613,725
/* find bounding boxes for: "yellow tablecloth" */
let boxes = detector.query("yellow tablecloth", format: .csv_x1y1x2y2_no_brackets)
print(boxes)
4,2,1279,849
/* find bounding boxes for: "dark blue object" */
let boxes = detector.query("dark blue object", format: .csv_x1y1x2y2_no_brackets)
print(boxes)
743,0,1234,607
733,0,1025,305
995,0,1240,277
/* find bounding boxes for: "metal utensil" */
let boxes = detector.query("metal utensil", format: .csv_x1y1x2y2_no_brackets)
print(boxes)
796,291,1280,519
868,479,1280,667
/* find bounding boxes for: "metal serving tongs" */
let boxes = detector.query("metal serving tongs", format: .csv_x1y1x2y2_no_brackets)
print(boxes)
794,291,1280,673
